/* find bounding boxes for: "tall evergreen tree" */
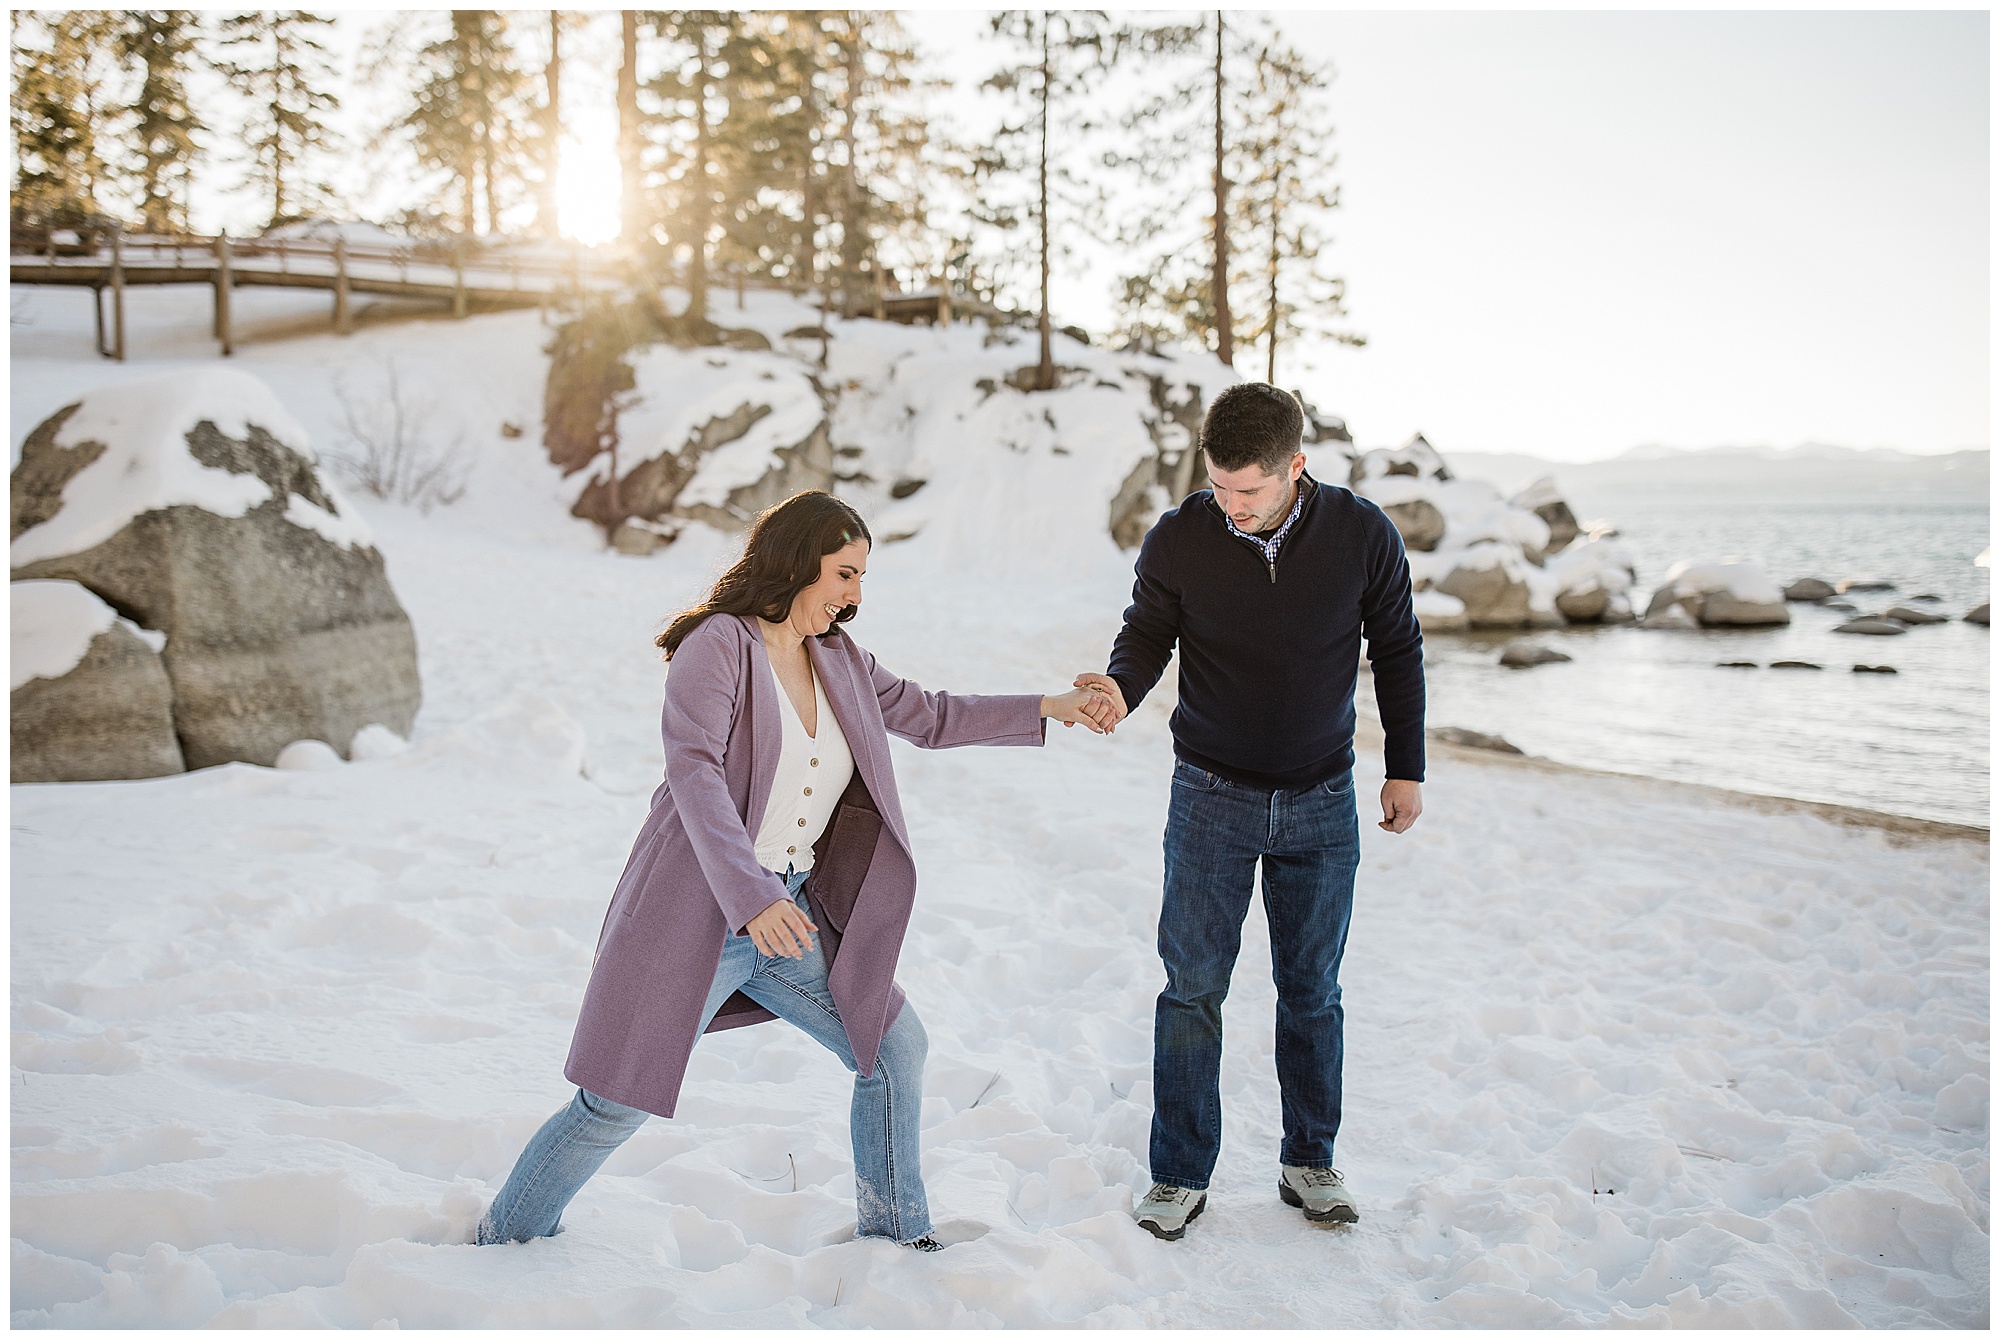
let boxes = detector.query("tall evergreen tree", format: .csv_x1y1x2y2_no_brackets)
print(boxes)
10,11,121,220
116,10,206,233
534,10,576,239
822,11,933,314
216,11,339,228
400,11,529,235
1108,16,1359,376
978,10,1124,391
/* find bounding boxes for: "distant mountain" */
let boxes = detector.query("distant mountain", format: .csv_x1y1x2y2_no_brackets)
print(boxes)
1445,445,1989,505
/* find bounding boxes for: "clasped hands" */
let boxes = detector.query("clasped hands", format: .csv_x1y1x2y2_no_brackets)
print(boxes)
1052,673,1424,835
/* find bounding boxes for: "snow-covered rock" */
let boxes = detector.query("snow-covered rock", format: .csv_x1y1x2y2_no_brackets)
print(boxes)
1350,432,1450,484
1509,475,1580,552
1412,588,1468,632
1433,543,1535,629
1646,559,1790,628
11,580,183,782
10,371,421,770
1546,537,1638,624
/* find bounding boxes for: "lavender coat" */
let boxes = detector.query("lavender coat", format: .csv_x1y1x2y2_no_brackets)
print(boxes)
564,613,1046,1117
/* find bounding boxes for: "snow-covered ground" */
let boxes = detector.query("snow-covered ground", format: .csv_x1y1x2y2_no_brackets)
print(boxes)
10,289,1990,1326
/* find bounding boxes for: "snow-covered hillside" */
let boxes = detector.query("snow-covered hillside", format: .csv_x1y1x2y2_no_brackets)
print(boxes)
10,287,1990,1326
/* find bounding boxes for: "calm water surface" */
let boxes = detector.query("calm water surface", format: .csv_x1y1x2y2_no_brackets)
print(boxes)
1419,495,1990,828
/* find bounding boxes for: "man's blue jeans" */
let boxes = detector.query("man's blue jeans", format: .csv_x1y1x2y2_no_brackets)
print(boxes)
477,868,933,1245
1151,759,1360,1191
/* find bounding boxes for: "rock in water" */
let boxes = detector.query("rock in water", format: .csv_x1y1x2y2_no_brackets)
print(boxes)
1381,497,1446,552
1429,726,1524,754
1437,560,1531,629
1783,577,1836,602
1555,585,1609,622
1770,660,1823,669
1647,560,1790,627
1852,664,1898,674
1498,640,1572,668
1832,618,1908,636
11,581,184,782
1838,578,1896,593
1883,605,1948,625
10,371,420,771
1966,604,1990,626
1716,660,1759,668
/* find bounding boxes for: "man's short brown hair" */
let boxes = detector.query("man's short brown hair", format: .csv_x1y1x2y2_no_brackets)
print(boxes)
1199,383,1306,473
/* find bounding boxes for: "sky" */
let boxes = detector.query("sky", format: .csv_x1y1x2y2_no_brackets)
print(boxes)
900,9,1989,461
179,9,1989,464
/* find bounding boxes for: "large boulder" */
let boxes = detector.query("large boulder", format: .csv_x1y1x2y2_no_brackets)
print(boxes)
11,370,420,771
569,346,833,536
1509,476,1580,552
1646,560,1790,628
11,580,184,782
1350,432,1450,486
1436,547,1532,628
1545,537,1637,625
1966,604,1990,626
1412,589,1468,632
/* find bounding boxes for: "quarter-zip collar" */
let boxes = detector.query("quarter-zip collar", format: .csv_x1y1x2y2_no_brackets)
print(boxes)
1208,472,1320,583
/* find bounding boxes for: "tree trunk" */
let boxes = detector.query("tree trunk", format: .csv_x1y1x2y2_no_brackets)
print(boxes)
542,10,563,238
1266,183,1281,384
838,13,864,316
618,10,642,249
687,46,710,324
1035,17,1054,392
1212,11,1233,368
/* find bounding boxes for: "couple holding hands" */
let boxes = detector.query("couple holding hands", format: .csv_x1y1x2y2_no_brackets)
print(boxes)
477,383,1428,1251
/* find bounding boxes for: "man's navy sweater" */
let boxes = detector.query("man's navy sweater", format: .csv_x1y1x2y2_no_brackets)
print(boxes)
1106,473,1427,789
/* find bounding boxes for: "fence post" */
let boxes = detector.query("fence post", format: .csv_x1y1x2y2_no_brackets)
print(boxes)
333,235,352,335
453,240,467,318
936,272,951,326
872,268,885,321
110,225,126,361
214,231,234,355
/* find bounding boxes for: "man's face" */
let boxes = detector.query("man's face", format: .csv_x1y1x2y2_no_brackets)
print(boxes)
1208,453,1307,534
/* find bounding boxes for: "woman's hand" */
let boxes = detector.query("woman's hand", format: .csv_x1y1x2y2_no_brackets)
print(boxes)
1042,685,1115,734
745,896,817,959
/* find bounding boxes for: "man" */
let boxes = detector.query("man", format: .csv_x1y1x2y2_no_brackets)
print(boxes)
1074,382,1425,1241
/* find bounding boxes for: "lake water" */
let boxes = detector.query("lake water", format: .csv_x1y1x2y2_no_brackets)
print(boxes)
1417,493,1991,828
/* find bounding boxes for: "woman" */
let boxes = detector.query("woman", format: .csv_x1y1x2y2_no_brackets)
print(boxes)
477,490,1109,1252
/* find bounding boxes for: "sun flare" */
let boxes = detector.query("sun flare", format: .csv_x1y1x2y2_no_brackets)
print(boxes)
555,112,622,246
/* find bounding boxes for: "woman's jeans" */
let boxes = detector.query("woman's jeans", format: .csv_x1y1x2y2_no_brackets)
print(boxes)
1151,759,1360,1191
477,868,933,1244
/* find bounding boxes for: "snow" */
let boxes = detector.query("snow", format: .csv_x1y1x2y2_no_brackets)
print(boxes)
9,284,1989,1327
11,580,121,689
10,367,373,567
1661,558,1785,605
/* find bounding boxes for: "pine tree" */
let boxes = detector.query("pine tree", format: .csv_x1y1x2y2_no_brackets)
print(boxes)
10,11,121,221
216,11,339,228
533,10,577,239
1108,16,1359,376
822,11,933,315
400,11,530,236
978,10,1125,391
1237,37,1364,383
115,10,206,233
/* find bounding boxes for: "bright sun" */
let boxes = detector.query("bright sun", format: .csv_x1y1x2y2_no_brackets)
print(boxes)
556,110,622,246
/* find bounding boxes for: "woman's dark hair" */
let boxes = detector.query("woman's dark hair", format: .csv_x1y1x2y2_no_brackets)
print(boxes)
656,491,872,659
1200,382,1306,473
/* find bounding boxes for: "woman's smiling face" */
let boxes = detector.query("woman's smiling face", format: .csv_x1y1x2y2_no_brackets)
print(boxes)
787,538,869,636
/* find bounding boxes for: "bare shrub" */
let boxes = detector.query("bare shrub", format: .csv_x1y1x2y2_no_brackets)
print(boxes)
326,361,471,513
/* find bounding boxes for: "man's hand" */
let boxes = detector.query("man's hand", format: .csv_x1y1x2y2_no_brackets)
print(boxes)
1071,673,1128,733
1042,687,1110,734
1379,779,1423,833
744,896,817,958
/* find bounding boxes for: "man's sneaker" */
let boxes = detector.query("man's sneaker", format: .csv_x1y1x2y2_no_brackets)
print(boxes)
1278,1166,1359,1223
1135,1183,1207,1241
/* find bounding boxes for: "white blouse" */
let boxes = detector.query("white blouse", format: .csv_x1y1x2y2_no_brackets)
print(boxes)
751,661,856,875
